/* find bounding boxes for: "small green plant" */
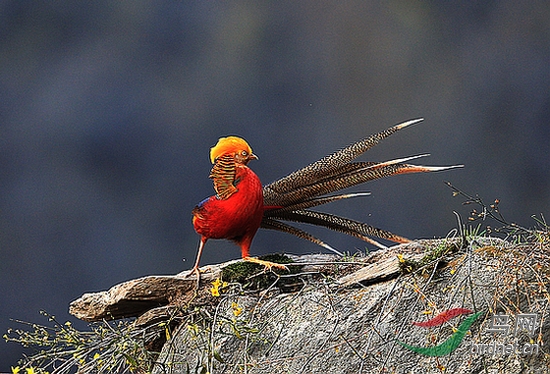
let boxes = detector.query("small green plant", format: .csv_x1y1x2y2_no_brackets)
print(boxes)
4,311,169,374
462,223,485,241
221,254,302,291
446,181,545,243
398,239,459,274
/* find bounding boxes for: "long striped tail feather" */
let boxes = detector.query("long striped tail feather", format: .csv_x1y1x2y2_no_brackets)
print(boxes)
266,192,371,213
263,209,410,250
261,217,345,256
264,118,425,197
264,160,462,207
261,119,463,253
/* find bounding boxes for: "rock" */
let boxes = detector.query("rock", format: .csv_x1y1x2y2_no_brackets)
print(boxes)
69,238,550,373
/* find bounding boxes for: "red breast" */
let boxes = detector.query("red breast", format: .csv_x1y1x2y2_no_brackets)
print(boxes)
193,165,263,241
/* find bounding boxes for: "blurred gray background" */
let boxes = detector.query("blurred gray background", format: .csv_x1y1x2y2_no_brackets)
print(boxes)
1,1,549,367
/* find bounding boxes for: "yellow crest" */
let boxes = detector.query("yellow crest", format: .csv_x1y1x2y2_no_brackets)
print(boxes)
210,136,253,164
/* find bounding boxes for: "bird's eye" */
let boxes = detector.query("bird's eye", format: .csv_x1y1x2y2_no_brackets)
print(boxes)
241,150,248,156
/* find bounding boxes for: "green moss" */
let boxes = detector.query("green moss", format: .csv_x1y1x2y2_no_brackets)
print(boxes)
420,241,460,266
399,241,460,274
221,254,303,291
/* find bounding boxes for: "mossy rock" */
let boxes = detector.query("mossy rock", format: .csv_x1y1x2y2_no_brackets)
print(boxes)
221,254,303,291
399,240,461,274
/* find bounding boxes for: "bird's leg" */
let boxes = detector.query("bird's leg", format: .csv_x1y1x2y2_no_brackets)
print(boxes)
184,238,207,286
242,256,289,272
239,237,289,272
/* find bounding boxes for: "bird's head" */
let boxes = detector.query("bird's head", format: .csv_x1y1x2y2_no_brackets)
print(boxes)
210,136,258,165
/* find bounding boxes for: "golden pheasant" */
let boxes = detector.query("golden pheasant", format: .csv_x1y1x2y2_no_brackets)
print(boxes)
187,119,462,278
189,136,286,279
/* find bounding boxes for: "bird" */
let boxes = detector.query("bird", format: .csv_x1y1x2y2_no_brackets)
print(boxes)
188,136,288,279
187,118,462,278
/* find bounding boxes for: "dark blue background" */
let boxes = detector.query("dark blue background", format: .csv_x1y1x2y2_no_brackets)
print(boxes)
2,1,549,368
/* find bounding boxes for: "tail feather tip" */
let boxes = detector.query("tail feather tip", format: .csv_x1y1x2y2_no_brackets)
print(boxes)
419,164,464,172
394,118,424,130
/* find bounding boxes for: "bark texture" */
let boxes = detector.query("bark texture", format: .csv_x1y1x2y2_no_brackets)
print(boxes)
70,238,550,373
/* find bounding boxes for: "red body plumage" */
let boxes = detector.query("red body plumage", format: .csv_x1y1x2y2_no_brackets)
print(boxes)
192,165,264,258
186,136,284,279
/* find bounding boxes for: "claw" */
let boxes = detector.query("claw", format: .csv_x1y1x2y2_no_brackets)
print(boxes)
183,266,201,289
184,266,200,278
243,256,289,272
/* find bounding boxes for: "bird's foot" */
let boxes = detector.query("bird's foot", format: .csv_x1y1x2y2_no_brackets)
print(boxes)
243,256,289,272
183,266,201,289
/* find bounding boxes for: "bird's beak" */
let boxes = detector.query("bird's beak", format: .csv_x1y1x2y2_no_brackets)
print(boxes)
249,153,258,161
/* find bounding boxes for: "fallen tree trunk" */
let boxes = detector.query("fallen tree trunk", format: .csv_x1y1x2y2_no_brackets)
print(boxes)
69,238,550,373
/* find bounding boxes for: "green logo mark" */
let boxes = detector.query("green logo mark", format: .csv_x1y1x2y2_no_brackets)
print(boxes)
398,310,484,357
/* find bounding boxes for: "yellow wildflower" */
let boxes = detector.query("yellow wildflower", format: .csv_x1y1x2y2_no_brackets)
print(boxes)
231,302,243,317
211,278,222,297
210,278,228,297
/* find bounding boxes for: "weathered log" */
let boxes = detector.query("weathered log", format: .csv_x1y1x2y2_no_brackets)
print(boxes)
68,238,550,373
68,240,459,322
69,265,224,321
69,243,430,323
